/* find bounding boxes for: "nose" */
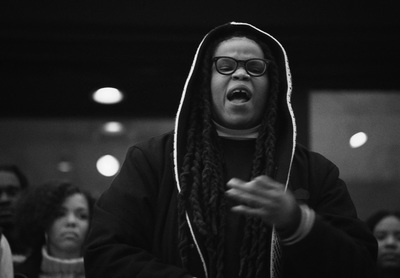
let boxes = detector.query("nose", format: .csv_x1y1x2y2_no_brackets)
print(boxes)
65,212,78,226
0,191,11,203
232,65,250,80
383,234,399,248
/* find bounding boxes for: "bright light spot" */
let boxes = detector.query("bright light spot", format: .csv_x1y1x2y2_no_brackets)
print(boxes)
102,121,125,134
57,161,73,172
92,87,124,104
349,132,368,148
96,155,120,177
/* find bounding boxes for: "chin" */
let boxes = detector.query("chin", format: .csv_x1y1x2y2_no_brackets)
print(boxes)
380,261,400,269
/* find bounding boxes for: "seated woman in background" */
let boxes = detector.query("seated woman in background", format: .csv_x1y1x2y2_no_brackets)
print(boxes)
366,210,400,278
13,181,95,278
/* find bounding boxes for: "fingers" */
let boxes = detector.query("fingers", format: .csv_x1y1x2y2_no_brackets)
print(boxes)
228,176,283,193
226,176,284,203
230,204,267,218
225,179,259,208
225,175,297,227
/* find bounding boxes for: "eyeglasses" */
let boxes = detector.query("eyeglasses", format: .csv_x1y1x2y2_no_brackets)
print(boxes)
213,56,270,77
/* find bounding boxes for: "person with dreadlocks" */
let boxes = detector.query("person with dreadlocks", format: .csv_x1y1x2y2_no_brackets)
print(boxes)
84,22,377,278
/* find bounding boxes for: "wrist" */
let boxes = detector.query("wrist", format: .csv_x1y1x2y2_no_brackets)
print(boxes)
276,203,302,236
279,204,316,245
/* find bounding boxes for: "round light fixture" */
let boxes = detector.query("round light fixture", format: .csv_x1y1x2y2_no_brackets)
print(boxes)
349,132,368,148
92,87,124,104
96,155,120,177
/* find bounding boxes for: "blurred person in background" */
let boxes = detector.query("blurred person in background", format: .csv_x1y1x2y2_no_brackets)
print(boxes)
13,180,95,278
0,164,30,264
367,210,400,278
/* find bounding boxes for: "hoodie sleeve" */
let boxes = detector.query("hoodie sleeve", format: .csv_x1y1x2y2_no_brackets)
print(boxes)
84,140,192,278
280,146,378,278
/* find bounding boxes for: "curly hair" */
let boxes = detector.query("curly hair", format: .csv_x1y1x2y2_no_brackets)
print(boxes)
0,164,29,189
15,180,95,251
178,31,280,278
366,210,400,232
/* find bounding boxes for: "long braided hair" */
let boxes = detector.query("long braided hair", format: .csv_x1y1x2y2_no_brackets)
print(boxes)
178,30,281,278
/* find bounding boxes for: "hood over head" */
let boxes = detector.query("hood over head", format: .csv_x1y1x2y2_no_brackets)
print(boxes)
174,21,296,190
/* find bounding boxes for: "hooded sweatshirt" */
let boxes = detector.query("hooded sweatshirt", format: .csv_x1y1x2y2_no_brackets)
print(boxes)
84,22,377,278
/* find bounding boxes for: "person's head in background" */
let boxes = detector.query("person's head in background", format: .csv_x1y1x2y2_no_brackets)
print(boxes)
0,165,29,231
16,181,95,259
366,210,400,276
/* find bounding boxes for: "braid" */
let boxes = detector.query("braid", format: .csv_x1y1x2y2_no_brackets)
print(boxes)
178,104,199,266
239,39,280,278
255,223,269,276
178,57,228,275
178,31,281,278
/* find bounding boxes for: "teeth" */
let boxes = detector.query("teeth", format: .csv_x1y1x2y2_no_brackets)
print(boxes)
228,90,250,102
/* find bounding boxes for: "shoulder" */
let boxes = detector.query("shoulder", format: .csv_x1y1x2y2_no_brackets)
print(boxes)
115,130,175,182
0,234,14,278
14,248,42,278
294,143,337,170
0,234,11,259
128,130,174,155
291,143,341,189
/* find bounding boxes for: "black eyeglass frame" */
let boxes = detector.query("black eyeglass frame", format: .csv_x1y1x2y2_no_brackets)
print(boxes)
212,56,271,77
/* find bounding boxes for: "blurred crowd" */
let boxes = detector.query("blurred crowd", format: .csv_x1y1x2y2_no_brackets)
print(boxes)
1,163,400,278
0,164,95,278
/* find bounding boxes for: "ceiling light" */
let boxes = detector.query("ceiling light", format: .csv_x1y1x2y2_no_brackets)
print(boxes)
57,161,73,172
102,121,125,134
96,155,120,177
92,87,124,104
349,132,368,148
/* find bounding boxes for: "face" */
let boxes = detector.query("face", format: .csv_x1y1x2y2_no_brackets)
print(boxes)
0,171,22,227
374,215,400,269
211,37,269,129
47,193,90,258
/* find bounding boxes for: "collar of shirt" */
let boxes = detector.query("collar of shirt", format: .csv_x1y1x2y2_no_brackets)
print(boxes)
213,121,259,140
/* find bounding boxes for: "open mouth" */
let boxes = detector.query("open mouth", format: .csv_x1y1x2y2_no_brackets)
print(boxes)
227,89,251,103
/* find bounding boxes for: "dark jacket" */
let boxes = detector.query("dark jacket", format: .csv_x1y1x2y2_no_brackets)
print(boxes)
14,248,41,278
84,22,377,278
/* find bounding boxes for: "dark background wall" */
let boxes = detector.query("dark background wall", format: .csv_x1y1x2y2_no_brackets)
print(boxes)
1,1,399,119
1,1,399,219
